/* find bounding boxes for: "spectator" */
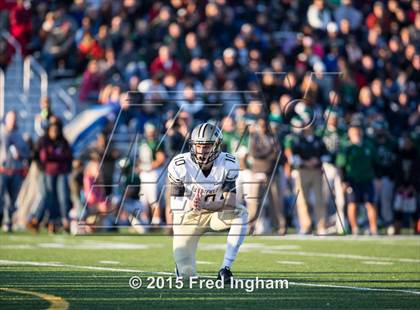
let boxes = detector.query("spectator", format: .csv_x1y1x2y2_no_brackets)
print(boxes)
36,120,73,233
150,45,182,80
41,15,76,73
248,118,285,235
373,123,397,235
79,59,103,102
307,0,332,31
176,82,205,117
393,135,420,234
163,112,191,230
81,132,119,196
77,31,104,62
285,124,328,235
317,109,346,234
138,122,166,225
337,125,378,235
164,112,191,159
112,156,147,234
366,2,390,34
34,97,55,137
82,153,109,230
9,0,32,55
182,32,202,64
0,111,30,232
225,117,251,209
69,159,84,218
0,37,13,71
334,0,362,31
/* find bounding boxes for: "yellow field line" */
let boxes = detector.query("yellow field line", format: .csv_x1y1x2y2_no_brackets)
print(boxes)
0,287,69,309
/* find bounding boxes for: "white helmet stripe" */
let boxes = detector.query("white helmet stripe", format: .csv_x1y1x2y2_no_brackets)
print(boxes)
199,123,208,138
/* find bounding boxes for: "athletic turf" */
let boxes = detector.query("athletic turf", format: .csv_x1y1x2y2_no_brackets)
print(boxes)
0,233,419,309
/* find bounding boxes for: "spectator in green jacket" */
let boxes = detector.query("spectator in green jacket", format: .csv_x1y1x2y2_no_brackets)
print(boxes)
337,124,377,235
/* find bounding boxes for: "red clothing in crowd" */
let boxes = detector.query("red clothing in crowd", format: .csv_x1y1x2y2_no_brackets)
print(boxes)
38,138,72,175
9,2,32,55
83,174,106,207
79,68,103,101
0,0,16,11
78,37,104,60
150,56,182,80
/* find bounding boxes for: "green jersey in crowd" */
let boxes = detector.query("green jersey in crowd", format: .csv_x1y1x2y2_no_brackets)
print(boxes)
315,125,347,163
336,140,377,182
223,129,250,168
138,138,164,172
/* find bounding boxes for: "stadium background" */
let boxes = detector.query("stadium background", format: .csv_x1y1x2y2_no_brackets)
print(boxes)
0,0,420,234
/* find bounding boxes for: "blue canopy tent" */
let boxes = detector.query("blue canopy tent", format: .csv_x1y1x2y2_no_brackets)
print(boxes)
64,104,120,157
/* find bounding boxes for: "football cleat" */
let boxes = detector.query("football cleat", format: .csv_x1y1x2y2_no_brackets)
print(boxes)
217,266,233,284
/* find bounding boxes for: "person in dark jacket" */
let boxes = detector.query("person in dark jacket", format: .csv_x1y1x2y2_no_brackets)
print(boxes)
285,124,329,235
35,120,73,232
248,118,285,235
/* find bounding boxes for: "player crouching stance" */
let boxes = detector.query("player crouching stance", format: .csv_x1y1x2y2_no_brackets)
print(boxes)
168,123,248,283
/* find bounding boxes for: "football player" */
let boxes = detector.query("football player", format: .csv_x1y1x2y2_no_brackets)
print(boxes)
168,122,248,283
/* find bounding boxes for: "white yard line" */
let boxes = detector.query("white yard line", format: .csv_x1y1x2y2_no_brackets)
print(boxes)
277,260,304,265
288,281,420,295
200,243,300,251
1,259,419,296
0,259,172,276
196,261,215,265
362,261,394,266
262,250,420,264
0,242,163,250
98,261,121,265
260,235,420,241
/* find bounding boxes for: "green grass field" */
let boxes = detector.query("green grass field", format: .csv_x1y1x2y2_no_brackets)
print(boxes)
0,232,419,309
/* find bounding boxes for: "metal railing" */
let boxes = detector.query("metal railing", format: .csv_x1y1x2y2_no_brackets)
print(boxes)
56,86,76,120
1,30,22,84
23,56,48,99
0,68,4,120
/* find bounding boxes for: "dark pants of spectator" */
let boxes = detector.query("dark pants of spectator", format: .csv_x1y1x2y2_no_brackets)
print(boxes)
41,52,56,73
0,173,24,227
35,174,71,223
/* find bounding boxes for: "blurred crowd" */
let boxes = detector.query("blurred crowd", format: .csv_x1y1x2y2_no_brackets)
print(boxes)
0,0,419,235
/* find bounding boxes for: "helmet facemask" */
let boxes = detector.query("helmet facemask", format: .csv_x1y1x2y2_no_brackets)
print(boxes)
190,140,221,169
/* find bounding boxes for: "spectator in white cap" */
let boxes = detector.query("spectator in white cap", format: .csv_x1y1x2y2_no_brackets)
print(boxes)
137,122,166,226
307,0,332,31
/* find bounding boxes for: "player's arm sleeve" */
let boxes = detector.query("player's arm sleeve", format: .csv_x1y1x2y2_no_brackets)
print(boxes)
168,157,184,194
222,154,240,193
168,157,188,211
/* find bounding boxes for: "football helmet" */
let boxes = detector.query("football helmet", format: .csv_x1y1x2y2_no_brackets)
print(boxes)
189,122,223,167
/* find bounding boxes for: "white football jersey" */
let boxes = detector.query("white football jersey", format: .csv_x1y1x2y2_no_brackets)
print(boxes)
167,152,239,211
